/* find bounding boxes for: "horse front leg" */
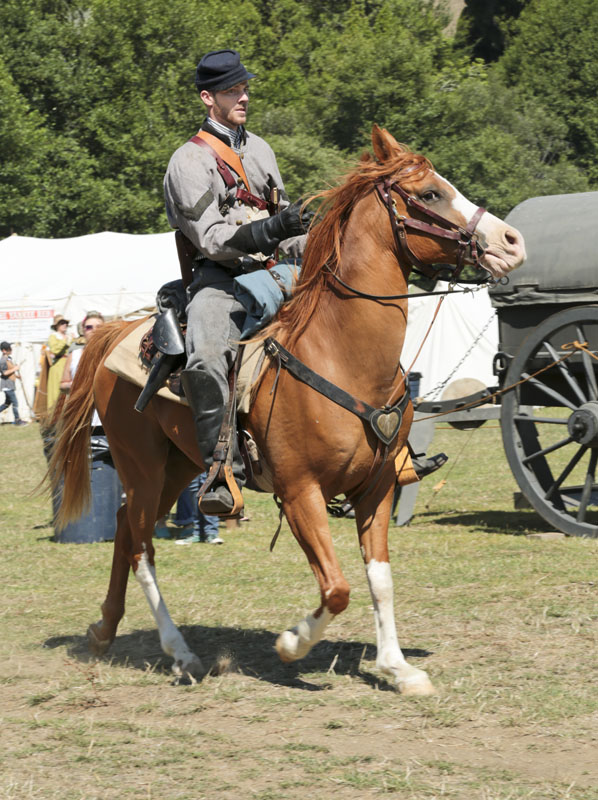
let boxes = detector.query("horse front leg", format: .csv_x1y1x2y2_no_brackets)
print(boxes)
356,486,436,696
275,489,350,662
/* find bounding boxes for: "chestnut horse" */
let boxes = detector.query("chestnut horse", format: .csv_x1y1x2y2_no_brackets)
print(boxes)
50,126,525,694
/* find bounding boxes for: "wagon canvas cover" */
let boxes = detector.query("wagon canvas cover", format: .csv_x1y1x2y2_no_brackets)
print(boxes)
490,191,598,307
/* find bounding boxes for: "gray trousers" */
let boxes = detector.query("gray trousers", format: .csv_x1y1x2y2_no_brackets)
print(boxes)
185,263,247,402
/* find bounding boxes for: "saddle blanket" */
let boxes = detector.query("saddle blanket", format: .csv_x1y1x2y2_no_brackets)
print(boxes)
103,316,264,414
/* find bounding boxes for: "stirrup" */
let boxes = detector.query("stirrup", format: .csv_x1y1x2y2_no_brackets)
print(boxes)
412,452,448,480
198,465,244,517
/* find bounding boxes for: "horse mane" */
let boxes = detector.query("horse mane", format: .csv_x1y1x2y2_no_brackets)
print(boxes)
267,145,433,348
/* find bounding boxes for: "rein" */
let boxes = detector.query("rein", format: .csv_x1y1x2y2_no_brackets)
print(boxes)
324,265,491,301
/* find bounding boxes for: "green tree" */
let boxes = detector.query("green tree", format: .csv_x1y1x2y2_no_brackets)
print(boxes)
453,0,529,62
497,0,598,182
0,0,593,238
0,57,48,237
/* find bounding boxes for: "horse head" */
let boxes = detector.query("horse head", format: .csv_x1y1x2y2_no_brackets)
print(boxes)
371,125,526,279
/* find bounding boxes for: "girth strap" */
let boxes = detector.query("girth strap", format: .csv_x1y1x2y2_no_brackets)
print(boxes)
264,338,410,446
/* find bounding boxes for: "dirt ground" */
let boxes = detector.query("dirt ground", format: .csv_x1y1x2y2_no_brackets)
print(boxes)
2,608,598,800
2,423,598,799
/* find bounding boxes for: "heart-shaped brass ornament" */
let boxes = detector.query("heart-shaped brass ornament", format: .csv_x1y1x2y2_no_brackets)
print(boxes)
369,407,403,446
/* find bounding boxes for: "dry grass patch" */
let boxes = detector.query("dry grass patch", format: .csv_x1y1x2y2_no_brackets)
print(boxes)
1,422,597,799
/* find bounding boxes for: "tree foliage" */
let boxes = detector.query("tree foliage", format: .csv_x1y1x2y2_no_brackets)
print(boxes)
0,0,595,238
453,0,529,62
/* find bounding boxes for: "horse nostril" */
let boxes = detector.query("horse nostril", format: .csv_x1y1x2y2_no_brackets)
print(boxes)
504,229,525,258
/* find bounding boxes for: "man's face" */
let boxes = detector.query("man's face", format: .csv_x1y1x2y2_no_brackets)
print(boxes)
201,82,250,129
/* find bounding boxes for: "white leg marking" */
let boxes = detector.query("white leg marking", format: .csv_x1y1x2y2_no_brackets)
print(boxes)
135,552,204,680
276,608,334,663
366,559,435,695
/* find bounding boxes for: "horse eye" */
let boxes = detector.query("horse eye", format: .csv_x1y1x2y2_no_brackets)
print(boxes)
421,190,438,203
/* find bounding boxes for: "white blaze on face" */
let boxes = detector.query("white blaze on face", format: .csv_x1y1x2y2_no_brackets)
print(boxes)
438,173,527,278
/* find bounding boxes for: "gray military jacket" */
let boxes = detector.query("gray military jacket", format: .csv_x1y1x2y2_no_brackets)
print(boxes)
164,124,305,273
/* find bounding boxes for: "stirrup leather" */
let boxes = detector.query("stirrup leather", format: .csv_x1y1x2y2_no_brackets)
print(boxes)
196,348,245,517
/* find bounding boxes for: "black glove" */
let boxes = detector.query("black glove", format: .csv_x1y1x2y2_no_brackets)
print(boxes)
225,199,313,256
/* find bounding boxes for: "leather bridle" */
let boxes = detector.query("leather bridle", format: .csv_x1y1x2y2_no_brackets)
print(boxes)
375,178,486,281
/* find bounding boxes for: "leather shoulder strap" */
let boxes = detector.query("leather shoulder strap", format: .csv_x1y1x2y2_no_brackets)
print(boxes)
192,130,252,192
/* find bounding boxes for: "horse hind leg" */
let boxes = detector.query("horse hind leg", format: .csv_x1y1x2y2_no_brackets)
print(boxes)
275,492,350,663
133,549,205,683
88,503,131,657
89,421,204,682
131,449,206,683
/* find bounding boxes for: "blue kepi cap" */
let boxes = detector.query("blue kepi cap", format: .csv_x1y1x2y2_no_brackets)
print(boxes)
195,49,256,93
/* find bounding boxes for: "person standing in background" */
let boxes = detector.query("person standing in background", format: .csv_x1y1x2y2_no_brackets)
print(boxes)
60,312,105,393
0,341,27,426
46,315,72,411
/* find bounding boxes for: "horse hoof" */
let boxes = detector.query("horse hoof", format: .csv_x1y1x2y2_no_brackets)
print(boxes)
275,629,302,663
398,675,437,696
171,655,206,685
87,623,113,657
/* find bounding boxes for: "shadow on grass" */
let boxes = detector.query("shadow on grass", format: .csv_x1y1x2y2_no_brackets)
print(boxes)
411,509,554,535
44,625,432,692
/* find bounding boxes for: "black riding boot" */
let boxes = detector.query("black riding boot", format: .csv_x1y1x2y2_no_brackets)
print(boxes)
180,369,245,514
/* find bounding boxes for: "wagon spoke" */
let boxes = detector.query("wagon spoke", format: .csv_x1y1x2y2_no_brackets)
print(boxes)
543,340,587,405
521,372,578,411
544,444,588,502
576,324,598,401
576,450,598,523
521,435,574,465
502,307,598,537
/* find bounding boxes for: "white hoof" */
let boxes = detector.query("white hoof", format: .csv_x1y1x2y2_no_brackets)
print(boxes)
378,660,437,696
171,654,206,685
396,667,436,697
397,671,437,696
275,629,306,662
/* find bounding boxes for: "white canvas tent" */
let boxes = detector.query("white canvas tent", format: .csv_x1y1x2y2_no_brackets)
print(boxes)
402,284,498,400
0,230,497,422
0,231,179,421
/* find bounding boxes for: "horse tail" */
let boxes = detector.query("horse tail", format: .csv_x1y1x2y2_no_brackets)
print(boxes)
49,321,129,529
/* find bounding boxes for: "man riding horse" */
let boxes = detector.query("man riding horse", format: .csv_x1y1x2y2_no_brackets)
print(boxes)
164,49,311,514
164,49,445,516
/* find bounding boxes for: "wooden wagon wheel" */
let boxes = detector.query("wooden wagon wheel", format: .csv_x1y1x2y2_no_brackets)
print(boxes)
501,305,598,537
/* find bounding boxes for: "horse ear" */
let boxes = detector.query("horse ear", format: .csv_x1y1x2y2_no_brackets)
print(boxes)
371,124,403,162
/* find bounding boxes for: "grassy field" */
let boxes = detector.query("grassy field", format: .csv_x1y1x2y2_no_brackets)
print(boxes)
1,420,597,800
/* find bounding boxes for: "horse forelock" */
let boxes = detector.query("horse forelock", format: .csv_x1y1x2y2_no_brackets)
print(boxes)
267,148,432,346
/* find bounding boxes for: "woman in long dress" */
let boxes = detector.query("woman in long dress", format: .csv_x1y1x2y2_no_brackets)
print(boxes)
46,315,72,411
